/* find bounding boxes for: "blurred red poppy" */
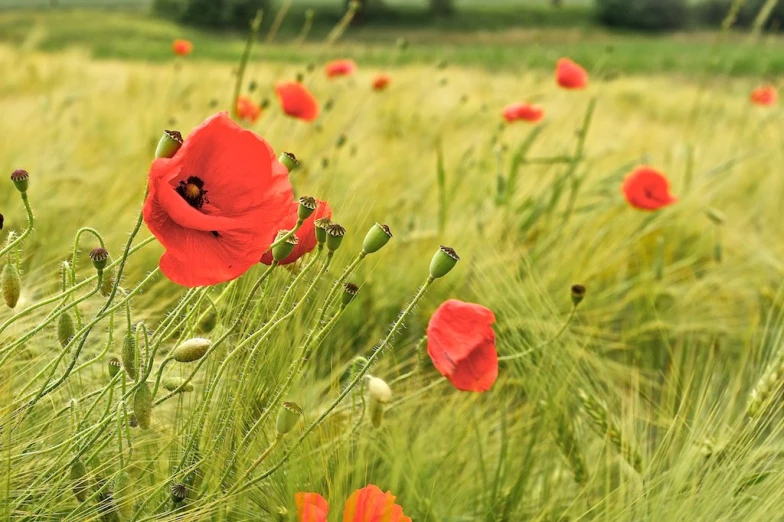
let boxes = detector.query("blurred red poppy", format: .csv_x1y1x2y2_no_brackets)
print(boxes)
556,58,588,90
372,74,391,91
143,112,293,287
260,199,332,265
235,96,261,123
343,485,412,522
622,166,677,211
275,82,320,122
751,85,777,106
172,39,192,56
503,102,544,123
296,492,329,522
427,300,498,392
326,59,357,78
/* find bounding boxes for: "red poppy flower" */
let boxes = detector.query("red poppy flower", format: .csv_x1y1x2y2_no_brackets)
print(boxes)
343,485,411,522
503,102,544,123
172,39,193,56
621,166,677,211
426,300,497,392
372,74,391,91
143,112,294,287
751,85,777,106
236,96,262,123
260,199,331,265
275,82,320,122
296,492,329,522
556,58,588,90
326,59,357,78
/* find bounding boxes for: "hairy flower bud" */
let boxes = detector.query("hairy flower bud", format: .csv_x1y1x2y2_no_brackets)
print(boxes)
2,262,21,309
172,337,211,363
133,381,152,430
113,470,134,521
57,311,76,348
162,377,194,393
121,332,137,380
70,458,89,503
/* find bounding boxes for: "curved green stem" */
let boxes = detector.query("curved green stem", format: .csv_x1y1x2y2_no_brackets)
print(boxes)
0,192,34,258
499,306,578,362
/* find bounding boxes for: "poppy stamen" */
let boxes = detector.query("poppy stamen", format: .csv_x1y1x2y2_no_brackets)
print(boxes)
176,176,209,209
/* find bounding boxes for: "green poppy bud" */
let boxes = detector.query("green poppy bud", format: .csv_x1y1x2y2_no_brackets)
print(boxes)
272,230,298,262
10,169,29,193
107,356,122,379
314,217,331,245
162,377,194,393
2,262,21,309
279,152,299,172
342,282,359,306
121,332,137,380
172,337,211,363
298,196,317,221
57,311,75,348
133,381,152,430
362,223,392,254
155,130,183,159
335,134,347,148
70,458,89,503
100,264,115,297
570,284,586,307
197,309,217,334
113,470,134,521
89,247,109,273
276,401,303,436
705,207,726,226
326,223,346,252
429,246,459,279
171,483,188,504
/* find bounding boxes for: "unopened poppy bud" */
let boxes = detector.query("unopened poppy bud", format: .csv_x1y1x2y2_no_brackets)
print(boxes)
100,264,115,298
163,377,194,393
70,458,89,503
133,381,152,430
324,99,334,112
128,413,138,428
326,223,346,252
197,309,217,334
429,246,459,279
172,337,211,363
272,230,299,261
295,72,305,83
314,217,331,245
10,169,29,193
571,284,586,307
89,247,109,272
298,196,318,221
367,376,392,428
260,98,270,110
705,207,726,226
276,401,303,436
2,262,21,309
121,332,137,380
113,471,134,521
155,130,183,159
342,282,359,306
336,134,347,148
362,223,392,254
57,311,75,348
279,152,299,172
171,483,188,503
107,356,122,378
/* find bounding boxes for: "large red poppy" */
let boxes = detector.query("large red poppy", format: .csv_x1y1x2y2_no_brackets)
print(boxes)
296,492,329,522
372,74,391,91
236,96,261,123
622,166,677,211
556,58,588,90
143,112,293,287
296,485,410,522
275,82,320,122
427,299,498,392
751,85,777,106
326,59,357,78
260,199,331,265
172,39,192,56
503,102,544,123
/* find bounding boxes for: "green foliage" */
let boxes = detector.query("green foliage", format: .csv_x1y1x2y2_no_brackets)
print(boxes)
594,0,689,31
695,0,784,30
153,0,272,29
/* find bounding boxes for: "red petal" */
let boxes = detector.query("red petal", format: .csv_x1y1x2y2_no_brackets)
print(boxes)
622,166,677,211
276,82,320,121
296,492,329,522
446,339,499,392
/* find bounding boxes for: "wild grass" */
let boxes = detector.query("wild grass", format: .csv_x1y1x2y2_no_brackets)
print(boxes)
3,8,784,520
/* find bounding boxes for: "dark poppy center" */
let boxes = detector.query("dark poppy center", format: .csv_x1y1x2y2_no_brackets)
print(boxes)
176,176,208,209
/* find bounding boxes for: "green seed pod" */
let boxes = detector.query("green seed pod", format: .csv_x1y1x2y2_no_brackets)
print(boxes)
107,356,122,379
362,223,393,254
133,382,152,430
10,169,29,193
278,152,299,172
570,284,586,307
89,248,109,272
335,134,347,148
276,401,303,436
172,337,211,363
70,458,89,503
2,262,21,309
342,282,359,306
429,246,459,279
121,332,137,380
298,196,317,221
325,223,346,252
171,483,188,504
162,377,194,393
272,230,298,262
155,130,183,159
57,311,75,348
113,470,134,521
314,217,331,245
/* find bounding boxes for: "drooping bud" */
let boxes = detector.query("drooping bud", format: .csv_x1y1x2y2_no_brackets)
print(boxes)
155,130,183,159
314,217,331,245
2,262,21,309
335,134,347,148
107,356,122,378
113,470,134,521
57,311,76,348
121,332,137,380
171,483,188,504
276,401,303,436
362,223,392,254
162,377,194,393
100,263,115,297
342,282,359,306
272,230,298,262
10,169,29,194
298,196,318,221
570,284,586,307
325,223,346,252
429,246,459,279
172,337,211,363
70,458,89,503
89,247,109,272
133,381,152,430
367,376,392,428
279,152,299,172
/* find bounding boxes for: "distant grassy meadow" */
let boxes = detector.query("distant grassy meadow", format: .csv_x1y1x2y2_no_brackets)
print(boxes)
3,3,784,521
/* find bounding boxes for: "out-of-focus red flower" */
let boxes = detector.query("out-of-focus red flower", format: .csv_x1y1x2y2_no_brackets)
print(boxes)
372,74,391,91
260,199,332,265
235,96,262,123
172,39,193,56
556,58,588,90
503,102,544,123
621,166,677,211
426,300,498,392
143,112,293,287
343,485,412,522
296,492,329,522
751,85,777,106
275,82,320,122
326,59,357,78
